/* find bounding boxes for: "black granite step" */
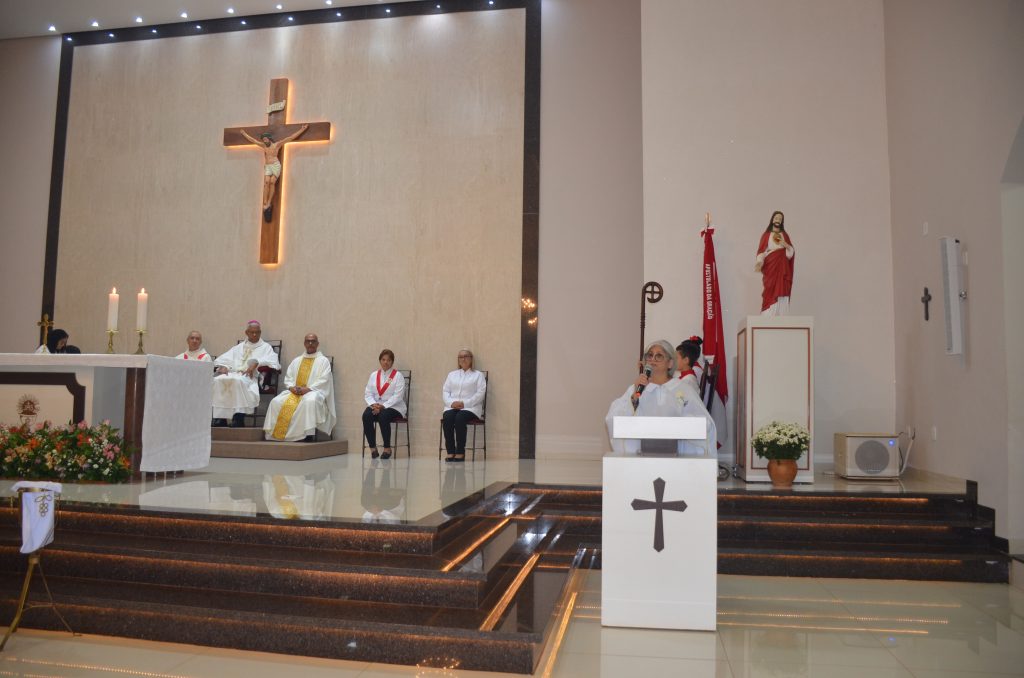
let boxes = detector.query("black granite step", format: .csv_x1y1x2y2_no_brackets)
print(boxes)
0,514,536,609
718,514,996,546
718,492,975,517
0,565,570,674
719,544,1010,582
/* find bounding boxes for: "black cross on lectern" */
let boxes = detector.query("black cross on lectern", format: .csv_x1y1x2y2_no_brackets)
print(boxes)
631,477,688,552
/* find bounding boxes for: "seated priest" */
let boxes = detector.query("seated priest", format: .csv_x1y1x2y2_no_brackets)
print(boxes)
212,321,280,427
264,333,336,442
174,331,212,361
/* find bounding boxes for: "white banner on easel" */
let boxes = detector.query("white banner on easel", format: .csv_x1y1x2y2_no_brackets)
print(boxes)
11,481,62,554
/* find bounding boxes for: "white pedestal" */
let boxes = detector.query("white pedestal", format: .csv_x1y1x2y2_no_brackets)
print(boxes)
601,453,717,630
735,316,814,483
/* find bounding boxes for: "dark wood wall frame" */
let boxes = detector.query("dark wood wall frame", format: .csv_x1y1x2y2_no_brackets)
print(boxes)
40,0,541,459
0,372,86,424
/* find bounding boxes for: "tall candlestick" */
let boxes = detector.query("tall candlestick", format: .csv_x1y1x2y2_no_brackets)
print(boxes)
136,288,148,331
107,287,119,331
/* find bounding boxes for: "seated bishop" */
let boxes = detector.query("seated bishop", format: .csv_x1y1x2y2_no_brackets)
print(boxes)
212,321,281,427
174,331,212,362
264,334,336,442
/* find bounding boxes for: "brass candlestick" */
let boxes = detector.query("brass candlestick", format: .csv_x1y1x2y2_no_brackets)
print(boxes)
134,329,147,355
106,329,118,354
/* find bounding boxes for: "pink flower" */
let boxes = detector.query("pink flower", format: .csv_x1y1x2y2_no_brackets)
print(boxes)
77,421,88,430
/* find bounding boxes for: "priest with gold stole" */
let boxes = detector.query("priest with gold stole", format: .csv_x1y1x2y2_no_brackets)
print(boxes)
264,334,336,442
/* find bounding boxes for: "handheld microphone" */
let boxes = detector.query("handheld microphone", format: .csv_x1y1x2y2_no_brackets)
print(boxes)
634,364,652,400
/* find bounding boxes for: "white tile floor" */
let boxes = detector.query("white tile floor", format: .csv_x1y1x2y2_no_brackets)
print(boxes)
3,573,1022,677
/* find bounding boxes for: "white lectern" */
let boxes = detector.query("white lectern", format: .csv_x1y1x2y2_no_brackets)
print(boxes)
735,316,814,483
602,418,717,630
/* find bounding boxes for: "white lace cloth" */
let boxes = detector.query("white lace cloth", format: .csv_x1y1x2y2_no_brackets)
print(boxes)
11,481,62,554
141,355,212,472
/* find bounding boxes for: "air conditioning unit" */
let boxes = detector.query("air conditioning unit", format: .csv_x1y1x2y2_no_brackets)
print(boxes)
833,433,900,479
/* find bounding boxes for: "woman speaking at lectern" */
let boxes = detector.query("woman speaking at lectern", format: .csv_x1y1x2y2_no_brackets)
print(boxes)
605,340,716,455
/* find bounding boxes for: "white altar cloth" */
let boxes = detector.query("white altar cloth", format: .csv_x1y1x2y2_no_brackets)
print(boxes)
0,353,212,472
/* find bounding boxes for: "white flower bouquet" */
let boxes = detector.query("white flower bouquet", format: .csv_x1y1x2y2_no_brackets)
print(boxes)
751,421,810,461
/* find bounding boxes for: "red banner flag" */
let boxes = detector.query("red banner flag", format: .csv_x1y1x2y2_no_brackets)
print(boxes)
701,225,728,444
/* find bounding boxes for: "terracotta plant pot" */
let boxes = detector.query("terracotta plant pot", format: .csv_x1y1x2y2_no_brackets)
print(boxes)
767,459,798,488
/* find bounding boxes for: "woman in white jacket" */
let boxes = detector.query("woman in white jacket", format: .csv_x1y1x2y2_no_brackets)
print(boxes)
362,349,407,460
441,349,487,462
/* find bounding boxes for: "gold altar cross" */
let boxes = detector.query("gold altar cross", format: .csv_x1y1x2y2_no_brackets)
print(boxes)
223,78,331,264
36,313,53,348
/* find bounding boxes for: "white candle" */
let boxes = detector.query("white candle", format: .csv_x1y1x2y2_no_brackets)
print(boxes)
107,287,119,331
136,288,148,331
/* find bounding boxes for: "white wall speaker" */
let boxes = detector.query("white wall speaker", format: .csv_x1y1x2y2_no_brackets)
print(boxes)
940,236,966,355
833,433,900,479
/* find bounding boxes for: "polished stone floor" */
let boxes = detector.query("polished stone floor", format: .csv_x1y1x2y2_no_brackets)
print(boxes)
0,457,967,523
3,572,1022,677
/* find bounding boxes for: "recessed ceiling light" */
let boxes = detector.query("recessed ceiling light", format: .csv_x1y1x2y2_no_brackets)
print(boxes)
276,4,283,9
325,0,332,5
336,11,341,16
227,7,235,14
180,12,188,18
135,17,143,23
91,20,99,27
241,20,247,25
196,24,202,29
108,33,115,37
65,36,73,41
385,7,391,12
48,24,56,31
152,29,157,33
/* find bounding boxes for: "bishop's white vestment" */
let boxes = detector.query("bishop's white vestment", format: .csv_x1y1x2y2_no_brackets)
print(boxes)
263,351,336,441
212,339,280,418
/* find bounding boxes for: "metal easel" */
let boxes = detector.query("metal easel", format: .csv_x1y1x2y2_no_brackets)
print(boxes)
0,488,74,651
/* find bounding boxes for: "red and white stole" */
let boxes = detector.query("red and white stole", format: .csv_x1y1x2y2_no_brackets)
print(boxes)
678,369,695,381
183,352,207,360
376,369,398,397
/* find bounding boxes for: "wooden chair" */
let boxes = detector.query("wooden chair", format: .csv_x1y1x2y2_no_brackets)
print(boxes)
437,371,487,461
362,370,412,458
698,359,719,410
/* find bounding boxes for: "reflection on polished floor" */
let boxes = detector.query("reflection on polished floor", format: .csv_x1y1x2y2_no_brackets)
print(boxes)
3,572,1022,677
0,457,967,523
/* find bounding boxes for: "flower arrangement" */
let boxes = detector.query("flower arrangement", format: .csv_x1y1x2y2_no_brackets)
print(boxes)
0,420,132,483
751,421,810,461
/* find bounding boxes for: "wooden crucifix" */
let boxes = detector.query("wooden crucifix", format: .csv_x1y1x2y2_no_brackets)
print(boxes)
223,78,331,264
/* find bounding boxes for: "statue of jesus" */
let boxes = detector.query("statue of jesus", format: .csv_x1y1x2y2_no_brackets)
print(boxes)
754,210,795,316
240,124,309,222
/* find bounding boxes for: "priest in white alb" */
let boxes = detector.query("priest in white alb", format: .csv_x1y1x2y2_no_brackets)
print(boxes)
264,333,336,442
212,321,280,427
174,331,212,362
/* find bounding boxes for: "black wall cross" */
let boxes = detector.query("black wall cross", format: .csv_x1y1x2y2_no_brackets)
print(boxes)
631,477,688,552
921,287,932,321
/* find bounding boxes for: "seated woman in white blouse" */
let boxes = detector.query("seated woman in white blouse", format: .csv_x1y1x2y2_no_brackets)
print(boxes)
441,349,487,462
362,349,407,460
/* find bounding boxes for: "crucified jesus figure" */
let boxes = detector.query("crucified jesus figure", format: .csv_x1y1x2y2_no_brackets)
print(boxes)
240,124,309,222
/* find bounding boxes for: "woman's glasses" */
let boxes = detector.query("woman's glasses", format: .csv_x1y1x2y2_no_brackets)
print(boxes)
644,352,668,362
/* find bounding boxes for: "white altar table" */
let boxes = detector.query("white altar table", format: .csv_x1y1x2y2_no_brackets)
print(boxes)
0,354,212,473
